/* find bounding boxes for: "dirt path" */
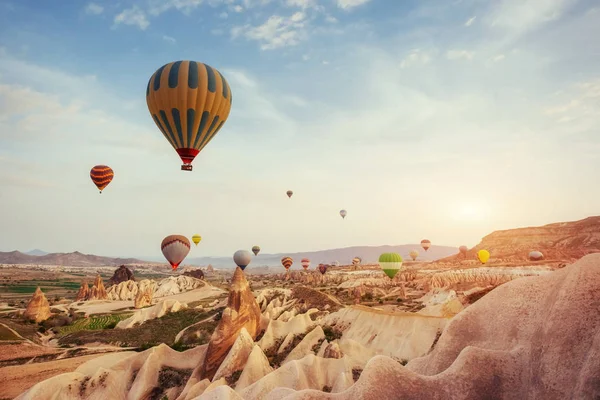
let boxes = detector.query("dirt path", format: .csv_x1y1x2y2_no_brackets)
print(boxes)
0,353,108,400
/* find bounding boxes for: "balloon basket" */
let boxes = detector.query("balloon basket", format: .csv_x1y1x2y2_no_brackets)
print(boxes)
181,164,193,171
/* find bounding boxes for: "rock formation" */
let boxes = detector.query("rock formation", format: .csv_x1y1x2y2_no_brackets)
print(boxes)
183,269,205,280
108,265,134,286
106,276,206,301
425,266,551,290
75,281,89,301
116,299,187,329
23,287,51,322
134,284,153,309
200,267,262,380
87,275,108,300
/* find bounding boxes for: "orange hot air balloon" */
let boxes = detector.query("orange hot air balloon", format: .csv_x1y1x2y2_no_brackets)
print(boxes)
281,256,293,270
161,235,191,270
90,165,114,194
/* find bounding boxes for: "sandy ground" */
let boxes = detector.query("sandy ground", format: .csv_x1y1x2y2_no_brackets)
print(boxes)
0,353,110,399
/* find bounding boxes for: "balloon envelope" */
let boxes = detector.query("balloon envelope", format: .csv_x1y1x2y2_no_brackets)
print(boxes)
409,250,419,261
318,264,328,275
352,257,362,266
379,252,403,279
281,256,293,270
286,190,293,198
161,235,191,270
233,250,252,270
459,245,468,256
477,249,490,264
340,209,347,219
421,239,431,251
301,258,310,270
146,61,233,171
252,245,260,256
192,235,201,246
90,165,114,193
528,250,544,261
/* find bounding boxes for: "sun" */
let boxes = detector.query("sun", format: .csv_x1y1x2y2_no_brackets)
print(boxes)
457,202,488,221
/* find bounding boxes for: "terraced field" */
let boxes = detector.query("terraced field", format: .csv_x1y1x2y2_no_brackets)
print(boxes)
58,314,132,335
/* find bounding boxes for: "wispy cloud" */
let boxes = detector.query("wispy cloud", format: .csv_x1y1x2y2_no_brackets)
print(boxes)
162,35,176,44
84,2,104,15
399,48,434,69
231,11,308,50
464,16,476,27
446,49,475,60
335,0,372,10
113,6,150,30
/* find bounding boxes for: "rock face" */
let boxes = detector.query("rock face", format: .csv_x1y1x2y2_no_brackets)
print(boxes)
200,267,262,380
438,215,600,265
108,265,134,286
134,284,153,309
23,287,51,322
87,275,108,300
183,269,205,280
75,281,89,301
106,276,204,301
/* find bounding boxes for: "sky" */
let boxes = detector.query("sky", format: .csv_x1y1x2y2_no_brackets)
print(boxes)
0,0,599,258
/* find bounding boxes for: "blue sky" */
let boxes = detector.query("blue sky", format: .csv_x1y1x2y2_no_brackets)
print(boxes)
0,0,599,258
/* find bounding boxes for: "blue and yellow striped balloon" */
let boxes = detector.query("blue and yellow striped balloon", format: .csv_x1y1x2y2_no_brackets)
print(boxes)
146,61,233,171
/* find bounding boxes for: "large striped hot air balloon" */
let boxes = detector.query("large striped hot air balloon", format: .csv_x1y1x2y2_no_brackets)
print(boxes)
379,253,403,279
192,234,202,246
90,165,114,194
281,256,293,270
233,250,252,271
409,250,419,261
146,61,233,171
252,245,260,256
318,264,328,275
477,249,490,264
301,258,310,270
459,245,468,256
421,239,431,251
528,250,544,261
161,235,191,270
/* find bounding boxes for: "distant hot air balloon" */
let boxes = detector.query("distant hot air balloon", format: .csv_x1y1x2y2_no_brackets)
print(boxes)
477,249,490,264
340,209,347,219
90,165,114,194
379,253,403,279
233,250,252,271
192,235,202,246
459,245,468,256
528,250,544,261
281,256,293,270
161,235,191,271
421,239,431,251
301,258,310,270
409,250,419,261
252,245,260,256
286,190,293,198
352,257,362,266
146,61,233,171
318,264,328,275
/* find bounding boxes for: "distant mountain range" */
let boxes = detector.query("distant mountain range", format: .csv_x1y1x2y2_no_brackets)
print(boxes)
0,245,457,268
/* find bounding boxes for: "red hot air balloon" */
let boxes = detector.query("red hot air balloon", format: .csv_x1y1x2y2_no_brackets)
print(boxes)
459,246,468,256
421,239,431,251
301,258,310,270
318,264,328,275
90,165,114,194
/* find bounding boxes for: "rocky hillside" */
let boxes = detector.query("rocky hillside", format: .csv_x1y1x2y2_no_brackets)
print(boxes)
438,216,600,265
0,251,148,267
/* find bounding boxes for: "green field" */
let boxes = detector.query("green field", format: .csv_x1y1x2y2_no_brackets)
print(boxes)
0,280,82,295
58,314,132,335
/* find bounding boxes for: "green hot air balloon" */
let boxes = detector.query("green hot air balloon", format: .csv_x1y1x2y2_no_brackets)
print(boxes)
379,252,403,279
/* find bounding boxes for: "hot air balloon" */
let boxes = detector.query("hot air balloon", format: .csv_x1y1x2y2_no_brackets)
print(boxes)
459,245,468,256
161,235,191,271
318,264,328,275
252,245,260,256
286,190,293,198
352,257,362,266
340,209,347,219
90,165,114,194
409,250,419,261
301,258,310,270
192,234,202,246
281,256,293,270
421,239,431,251
379,253,403,279
146,61,233,171
528,250,544,261
233,250,252,271
477,249,490,264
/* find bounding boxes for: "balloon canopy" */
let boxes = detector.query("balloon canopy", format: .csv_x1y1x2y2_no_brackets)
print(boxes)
301,258,310,270
90,165,114,194
340,209,347,219
421,239,431,251
252,245,260,256
233,250,252,270
409,250,419,261
379,252,403,279
528,250,544,261
286,190,293,198
161,235,191,270
192,234,202,246
477,249,490,264
318,264,328,275
146,61,233,171
281,256,293,270
459,245,468,256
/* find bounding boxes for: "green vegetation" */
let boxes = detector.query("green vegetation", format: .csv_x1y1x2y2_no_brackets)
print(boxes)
58,314,132,335
0,280,81,295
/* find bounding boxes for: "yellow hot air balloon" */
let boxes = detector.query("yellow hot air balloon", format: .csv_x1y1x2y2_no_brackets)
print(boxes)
146,61,233,171
192,234,201,246
477,249,490,264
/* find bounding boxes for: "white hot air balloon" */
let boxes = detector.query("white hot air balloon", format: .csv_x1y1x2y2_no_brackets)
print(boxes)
161,235,191,271
233,250,252,271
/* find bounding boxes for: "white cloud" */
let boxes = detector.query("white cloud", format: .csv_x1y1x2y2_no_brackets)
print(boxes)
325,15,338,23
162,35,177,43
285,0,318,8
113,6,150,30
399,48,433,69
231,12,308,50
464,16,476,27
219,11,228,18
446,49,475,60
233,5,244,12
493,54,506,62
335,0,371,10
84,2,104,15
302,54,310,61
148,0,204,16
